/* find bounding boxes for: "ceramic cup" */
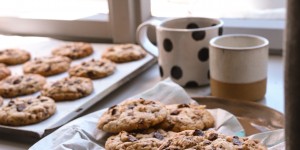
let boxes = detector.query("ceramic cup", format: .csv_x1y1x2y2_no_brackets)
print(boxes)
137,17,223,87
209,34,269,101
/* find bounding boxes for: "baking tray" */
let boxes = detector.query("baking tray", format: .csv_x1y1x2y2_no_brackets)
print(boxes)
0,37,157,139
193,96,284,136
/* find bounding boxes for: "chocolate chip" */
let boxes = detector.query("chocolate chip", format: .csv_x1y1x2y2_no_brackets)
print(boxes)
128,105,135,109
74,80,82,84
153,131,164,140
77,88,85,94
111,109,117,115
25,78,32,82
87,71,96,77
40,99,48,102
193,129,204,136
27,100,33,104
45,65,51,71
12,79,21,85
109,105,117,110
232,136,242,145
208,133,218,141
128,135,137,142
91,59,95,62
170,110,181,115
8,100,15,107
177,104,190,108
138,118,144,124
16,104,26,112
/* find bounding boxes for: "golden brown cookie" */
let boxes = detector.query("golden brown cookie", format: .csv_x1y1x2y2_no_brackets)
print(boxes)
52,42,93,59
156,104,214,132
0,48,31,65
23,56,71,76
159,129,267,150
0,63,11,80
68,59,116,79
101,44,147,63
0,96,56,126
98,98,168,133
41,77,94,101
0,74,46,98
105,129,176,150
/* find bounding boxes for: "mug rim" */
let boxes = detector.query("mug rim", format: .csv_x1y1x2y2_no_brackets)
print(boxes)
209,34,269,50
158,17,223,31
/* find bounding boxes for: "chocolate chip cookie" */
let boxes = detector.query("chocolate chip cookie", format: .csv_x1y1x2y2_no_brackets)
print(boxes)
159,129,267,150
0,63,11,80
98,98,168,133
41,77,93,101
0,74,46,98
0,96,56,126
0,48,31,65
23,56,71,76
105,129,176,150
156,104,214,132
52,42,93,59
68,59,116,79
101,44,147,63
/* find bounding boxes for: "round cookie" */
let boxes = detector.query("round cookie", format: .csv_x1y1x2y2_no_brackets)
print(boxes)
23,56,71,76
105,129,176,150
68,59,116,79
159,129,267,150
0,63,11,80
41,77,93,101
156,104,214,132
101,44,147,63
98,98,168,133
52,42,93,59
0,74,46,98
0,48,31,65
0,96,56,126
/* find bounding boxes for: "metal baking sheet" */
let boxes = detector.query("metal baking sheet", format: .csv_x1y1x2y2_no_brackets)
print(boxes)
0,37,157,139
193,96,284,136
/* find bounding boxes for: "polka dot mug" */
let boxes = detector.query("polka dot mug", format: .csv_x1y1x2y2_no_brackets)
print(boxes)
137,17,223,87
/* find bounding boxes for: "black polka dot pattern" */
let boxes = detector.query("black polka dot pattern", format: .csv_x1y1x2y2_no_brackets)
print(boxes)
163,39,173,52
171,66,183,79
159,65,164,77
198,47,209,62
185,81,199,87
186,23,199,29
219,27,223,36
192,31,206,41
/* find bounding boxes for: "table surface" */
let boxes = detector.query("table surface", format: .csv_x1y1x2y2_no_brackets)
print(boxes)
0,54,284,150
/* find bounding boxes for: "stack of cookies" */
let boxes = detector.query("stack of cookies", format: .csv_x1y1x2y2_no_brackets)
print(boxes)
98,98,267,150
0,42,147,126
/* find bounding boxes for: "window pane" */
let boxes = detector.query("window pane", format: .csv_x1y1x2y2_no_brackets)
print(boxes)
0,0,108,20
151,0,285,20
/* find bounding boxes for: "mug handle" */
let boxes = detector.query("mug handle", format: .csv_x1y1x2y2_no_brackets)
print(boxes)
136,19,161,57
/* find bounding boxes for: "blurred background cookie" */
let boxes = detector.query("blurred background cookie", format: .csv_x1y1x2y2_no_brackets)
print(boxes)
52,42,93,59
0,48,31,65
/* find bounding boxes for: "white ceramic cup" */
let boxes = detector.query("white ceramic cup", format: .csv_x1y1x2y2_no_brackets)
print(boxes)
209,34,269,101
137,17,223,87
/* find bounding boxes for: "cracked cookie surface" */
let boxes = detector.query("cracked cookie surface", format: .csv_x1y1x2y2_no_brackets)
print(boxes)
0,48,31,65
101,44,147,63
41,77,93,101
98,98,167,133
68,59,116,79
0,74,46,98
52,42,93,59
0,96,56,126
23,56,71,76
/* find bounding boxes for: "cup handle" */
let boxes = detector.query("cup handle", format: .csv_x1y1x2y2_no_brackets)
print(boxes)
136,19,161,57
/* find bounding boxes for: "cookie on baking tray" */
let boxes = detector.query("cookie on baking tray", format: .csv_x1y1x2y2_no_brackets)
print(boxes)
0,96,56,126
98,98,168,133
23,56,71,76
68,58,116,79
0,63,11,80
0,74,46,98
52,42,93,59
159,129,267,150
101,44,147,63
0,48,31,65
156,103,215,132
41,76,93,101
105,129,176,150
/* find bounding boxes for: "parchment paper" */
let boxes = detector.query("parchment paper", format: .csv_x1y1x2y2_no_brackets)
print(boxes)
29,79,284,150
